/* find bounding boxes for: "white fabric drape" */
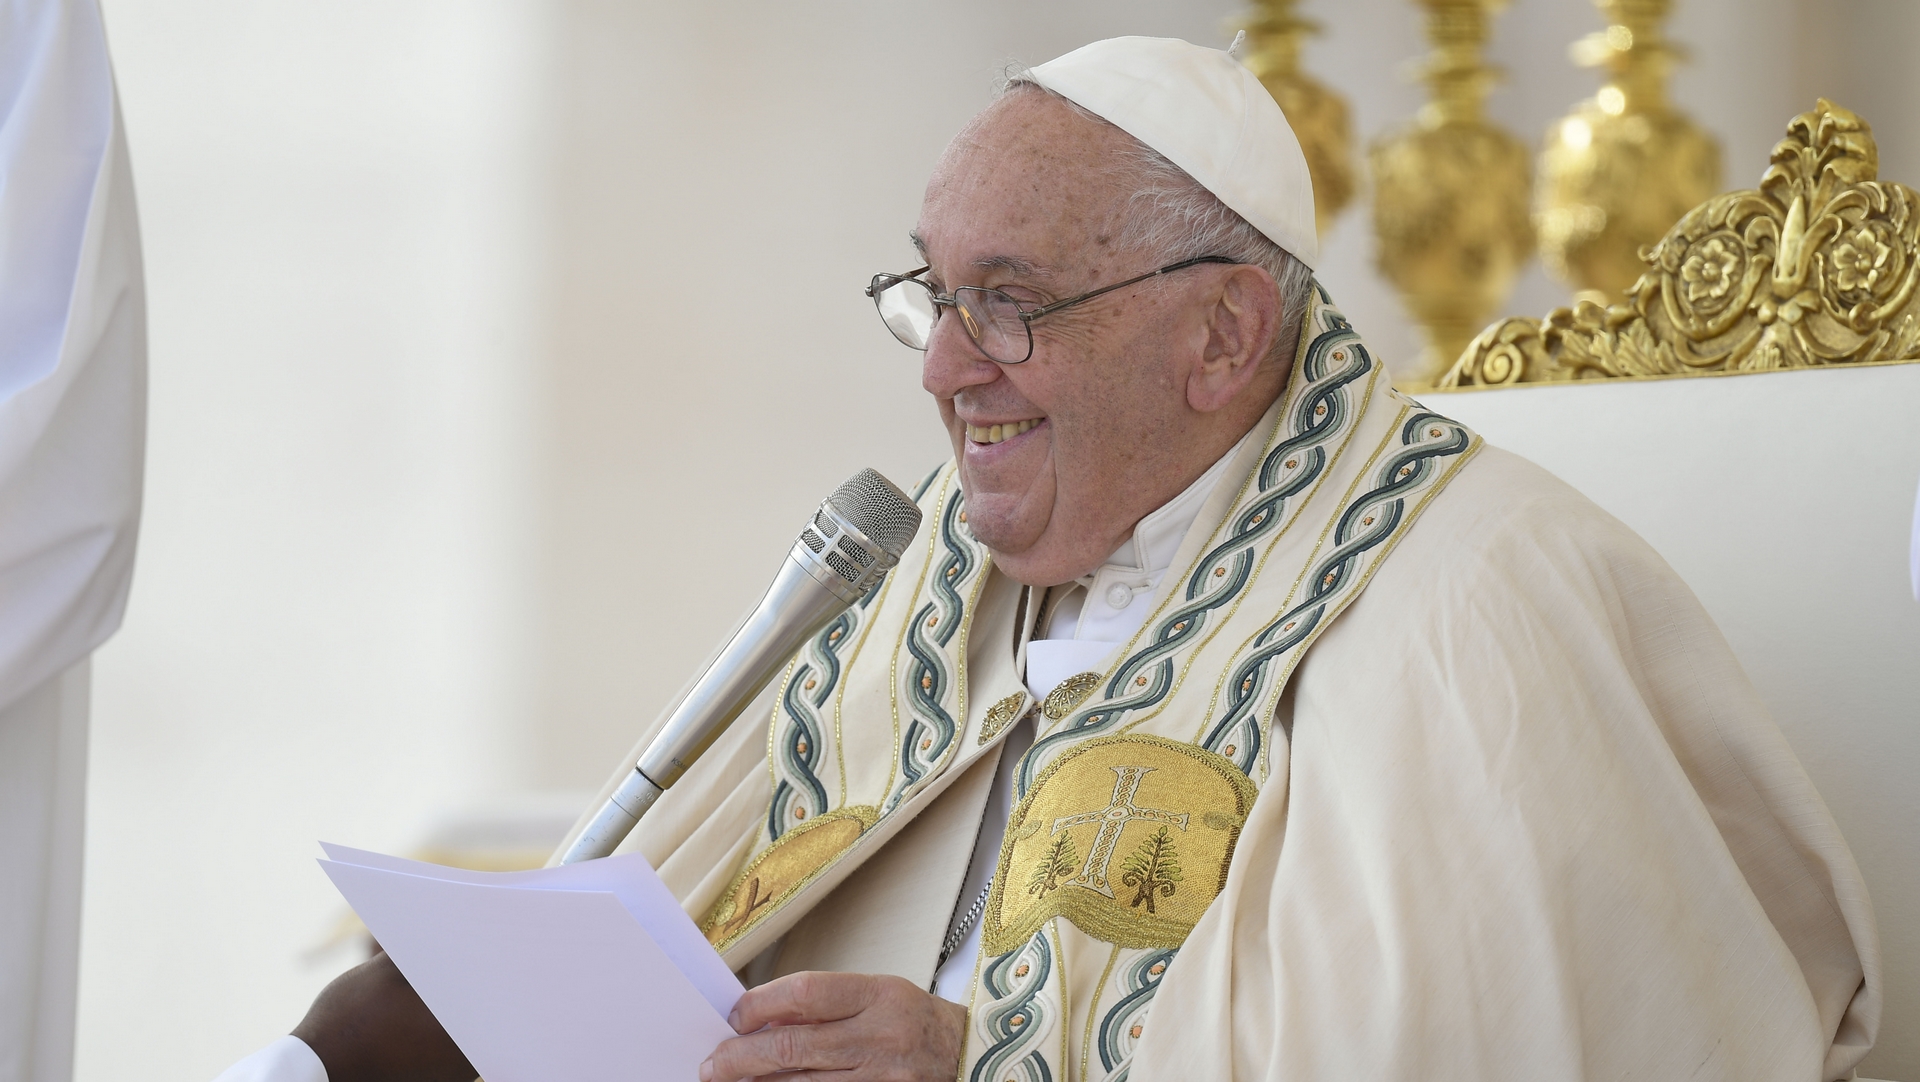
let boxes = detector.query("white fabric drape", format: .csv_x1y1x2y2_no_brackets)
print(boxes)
0,2,146,1081
208,1037,327,1082
0,664,89,1082
0,0,145,714
1130,447,1879,1082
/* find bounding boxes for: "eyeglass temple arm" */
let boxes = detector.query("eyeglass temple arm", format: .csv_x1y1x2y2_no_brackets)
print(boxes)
1019,255,1241,322
865,266,932,298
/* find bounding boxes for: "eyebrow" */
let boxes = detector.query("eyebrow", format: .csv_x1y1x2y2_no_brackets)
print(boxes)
905,231,1054,279
974,254,1050,277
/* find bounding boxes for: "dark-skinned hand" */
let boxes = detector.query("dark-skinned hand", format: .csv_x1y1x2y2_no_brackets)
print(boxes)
700,971,967,1082
290,951,474,1082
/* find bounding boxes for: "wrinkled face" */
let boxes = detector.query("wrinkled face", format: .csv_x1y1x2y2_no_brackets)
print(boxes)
916,91,1256,587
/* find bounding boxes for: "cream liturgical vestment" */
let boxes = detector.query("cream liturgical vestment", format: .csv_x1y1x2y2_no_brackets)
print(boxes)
562,291,1879,1081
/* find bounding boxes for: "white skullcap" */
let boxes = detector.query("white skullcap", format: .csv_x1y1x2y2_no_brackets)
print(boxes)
1027,35,1319,269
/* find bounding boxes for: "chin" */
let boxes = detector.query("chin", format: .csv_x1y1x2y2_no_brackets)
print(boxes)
958,505,1029,554
954,508,1042,579
983,548,1084,589
952,474,1036,541
966,521,1080,587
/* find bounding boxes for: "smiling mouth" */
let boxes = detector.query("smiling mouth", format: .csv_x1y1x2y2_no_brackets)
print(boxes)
965,417,1046,445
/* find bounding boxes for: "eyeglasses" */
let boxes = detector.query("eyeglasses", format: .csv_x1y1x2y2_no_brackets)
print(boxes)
865,255,1241,364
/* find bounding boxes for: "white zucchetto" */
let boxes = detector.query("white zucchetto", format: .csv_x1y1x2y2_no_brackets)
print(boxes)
1028,35,1319,269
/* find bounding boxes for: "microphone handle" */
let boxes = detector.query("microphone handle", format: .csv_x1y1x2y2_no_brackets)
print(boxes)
559,545,865,864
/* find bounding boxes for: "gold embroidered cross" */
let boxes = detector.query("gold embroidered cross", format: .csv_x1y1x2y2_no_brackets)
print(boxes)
1050,766,1189,898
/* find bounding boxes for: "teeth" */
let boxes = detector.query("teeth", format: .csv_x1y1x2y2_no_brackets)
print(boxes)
967,418,1043,445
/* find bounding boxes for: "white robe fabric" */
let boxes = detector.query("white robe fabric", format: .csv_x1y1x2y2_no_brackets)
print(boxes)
208,1037,326,1082
0,664,90,1082
1132,446,1878,1081
0,0,144,715
0,2,146,1081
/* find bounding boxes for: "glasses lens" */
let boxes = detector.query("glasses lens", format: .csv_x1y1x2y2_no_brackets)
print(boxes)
955,287,1032,363
871,275,937,350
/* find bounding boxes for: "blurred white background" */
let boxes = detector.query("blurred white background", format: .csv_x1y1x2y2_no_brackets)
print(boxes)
77,1,1919,1078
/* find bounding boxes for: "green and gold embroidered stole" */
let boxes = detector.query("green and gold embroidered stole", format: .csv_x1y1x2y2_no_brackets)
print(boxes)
702,290,1481,1082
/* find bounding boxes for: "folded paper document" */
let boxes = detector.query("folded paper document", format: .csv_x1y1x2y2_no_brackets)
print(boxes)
319,844,743,1082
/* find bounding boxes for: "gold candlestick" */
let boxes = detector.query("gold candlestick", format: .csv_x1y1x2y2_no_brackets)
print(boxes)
1536,0,1721,302
1369,0,1534,384
1239,0,1356,235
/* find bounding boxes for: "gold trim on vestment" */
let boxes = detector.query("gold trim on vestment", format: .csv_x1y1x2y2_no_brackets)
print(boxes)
702,804,879,952
980,693,1031,745
1042,672,1102,721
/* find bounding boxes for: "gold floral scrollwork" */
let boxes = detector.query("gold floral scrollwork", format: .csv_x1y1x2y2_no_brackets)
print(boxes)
1439,100,1920,386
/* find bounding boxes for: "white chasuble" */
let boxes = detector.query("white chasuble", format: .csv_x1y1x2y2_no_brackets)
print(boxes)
557,288,1878,1081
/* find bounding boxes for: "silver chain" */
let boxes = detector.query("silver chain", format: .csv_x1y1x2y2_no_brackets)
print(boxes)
931,876,994,987
931,710,1037,991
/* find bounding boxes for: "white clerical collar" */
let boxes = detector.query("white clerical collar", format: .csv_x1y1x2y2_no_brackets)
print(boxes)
1042,423,1261,652
1102,430,1250,579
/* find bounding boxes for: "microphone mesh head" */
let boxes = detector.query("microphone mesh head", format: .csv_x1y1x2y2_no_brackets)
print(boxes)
827,469,923,559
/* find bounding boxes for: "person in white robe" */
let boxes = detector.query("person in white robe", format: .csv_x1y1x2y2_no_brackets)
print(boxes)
227,35,1878,1082
0,2,146,1081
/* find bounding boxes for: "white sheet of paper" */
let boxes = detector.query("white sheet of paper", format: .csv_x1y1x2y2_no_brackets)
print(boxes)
319,843,743,1019
319,857,739,1082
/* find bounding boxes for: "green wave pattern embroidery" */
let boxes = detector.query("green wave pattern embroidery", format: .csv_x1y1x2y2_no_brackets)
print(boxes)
887,484,987,811
769,600,869,839
766,463,948,840
1200,406,1474,772
968,930,1058,1082
1095,948,1178,1081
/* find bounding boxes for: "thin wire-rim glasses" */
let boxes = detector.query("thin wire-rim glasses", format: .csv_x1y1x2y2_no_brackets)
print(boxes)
864,255,1241,364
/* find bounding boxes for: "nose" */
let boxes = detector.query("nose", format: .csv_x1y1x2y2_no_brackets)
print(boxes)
921,304,1003,400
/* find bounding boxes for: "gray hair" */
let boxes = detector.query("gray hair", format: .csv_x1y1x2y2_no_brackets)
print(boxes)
999,75,1316,367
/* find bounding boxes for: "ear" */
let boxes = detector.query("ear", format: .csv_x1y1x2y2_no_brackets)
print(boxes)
1186,265,1281,413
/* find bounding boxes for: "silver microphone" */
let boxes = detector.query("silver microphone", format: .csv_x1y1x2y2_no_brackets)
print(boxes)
559,468,924,864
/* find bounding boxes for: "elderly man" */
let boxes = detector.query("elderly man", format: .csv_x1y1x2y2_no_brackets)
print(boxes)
236,35,1878,1082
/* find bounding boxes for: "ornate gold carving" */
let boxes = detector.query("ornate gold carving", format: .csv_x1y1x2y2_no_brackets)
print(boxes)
1536,0,1721,301
701,805,879,951
981,735,1257,954
1440,100,1920,386
1370,0,1535,383
1041,671,1102,721
1239,0,1355,235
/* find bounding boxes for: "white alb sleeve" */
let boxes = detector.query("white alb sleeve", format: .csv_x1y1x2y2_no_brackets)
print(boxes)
210,1036,328,1082
0,0,147,714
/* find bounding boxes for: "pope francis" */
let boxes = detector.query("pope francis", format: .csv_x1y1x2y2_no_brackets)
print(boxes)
232,35,1880,1082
